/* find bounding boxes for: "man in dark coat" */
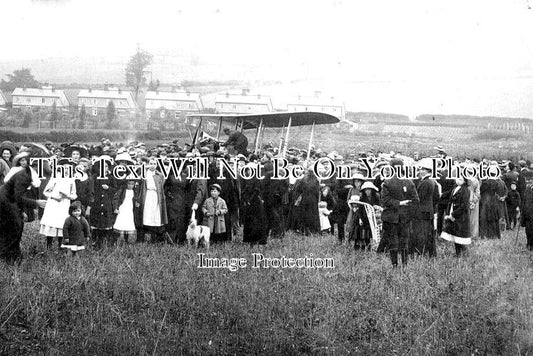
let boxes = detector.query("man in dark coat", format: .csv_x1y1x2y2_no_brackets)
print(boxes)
261,161,289,239
411,162,439,257
380,159,420,267
520,170,533,250
221,128,248,156
517,160,529,202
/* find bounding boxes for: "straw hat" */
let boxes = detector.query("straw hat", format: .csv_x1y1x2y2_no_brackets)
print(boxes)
12,151,30,167
361,181,378,191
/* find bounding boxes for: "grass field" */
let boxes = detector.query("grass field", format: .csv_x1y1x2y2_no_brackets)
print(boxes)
1,222,532,355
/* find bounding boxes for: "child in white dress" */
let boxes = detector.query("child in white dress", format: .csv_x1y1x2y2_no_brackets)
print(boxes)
113,180,138,244
318,201,332,233
40,159,77,249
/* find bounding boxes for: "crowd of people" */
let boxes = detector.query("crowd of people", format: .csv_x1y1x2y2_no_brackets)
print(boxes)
1,131,533,267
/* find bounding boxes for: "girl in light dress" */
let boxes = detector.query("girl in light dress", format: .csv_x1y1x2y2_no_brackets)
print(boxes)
318,200,332,233
113,179,139,244
40,158,77,249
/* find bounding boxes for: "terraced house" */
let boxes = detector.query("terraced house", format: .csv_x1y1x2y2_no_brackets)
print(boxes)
215,89,273,114
12,86,70,111
144,89,203,119
286,93,345,120
77,86,136,117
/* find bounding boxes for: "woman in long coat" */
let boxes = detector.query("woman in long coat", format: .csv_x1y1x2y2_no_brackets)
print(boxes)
0,152,45,264
241,163,267,245
138,158,167,243
330,176,351,243
479,174,506,239
165,161,206,244
440,177,471,256
345,174,366,242
292,168,321,236
411,163,439,257
89,157,117,248
261,162,289,239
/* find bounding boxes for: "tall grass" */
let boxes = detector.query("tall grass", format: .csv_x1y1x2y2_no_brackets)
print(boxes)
1,223,532,355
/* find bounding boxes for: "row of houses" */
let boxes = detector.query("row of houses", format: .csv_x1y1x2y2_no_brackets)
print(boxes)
0,86,346,120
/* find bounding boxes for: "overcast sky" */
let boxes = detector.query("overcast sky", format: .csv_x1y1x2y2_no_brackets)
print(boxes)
3,0,533,117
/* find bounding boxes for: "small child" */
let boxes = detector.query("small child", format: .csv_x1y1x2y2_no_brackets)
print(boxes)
61,201,91,256
318,201,332,233
202,184,228,244
113,179,139,244
507,182,521,229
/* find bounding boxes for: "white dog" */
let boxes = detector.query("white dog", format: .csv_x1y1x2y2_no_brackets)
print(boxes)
186,210,210,248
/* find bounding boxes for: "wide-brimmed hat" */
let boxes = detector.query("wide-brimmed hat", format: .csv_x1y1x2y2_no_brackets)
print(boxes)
58,157,75,166
210,183,222,192
361,181,378,191
63,145,88,158
12,151,30,166
0,143,16,157
115,152,135,164
348,195,361,205
352,172,367,181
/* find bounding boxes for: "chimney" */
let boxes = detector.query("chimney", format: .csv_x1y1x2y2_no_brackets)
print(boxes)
241,88,250,95
257,94,261,99
225,92,229,98
171,85,177,92
88,87,92,93
186,90,190,97
118,88,122,94
23,86,27,91
104,84,108,91
314,90,321,98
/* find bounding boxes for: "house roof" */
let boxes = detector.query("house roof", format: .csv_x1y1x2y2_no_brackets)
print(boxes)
144,90,203,110
286,95,345,110
78,88,136,108
215,93,273,108
12,87,70,106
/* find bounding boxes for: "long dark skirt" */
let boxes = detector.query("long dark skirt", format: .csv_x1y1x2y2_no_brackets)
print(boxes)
410,219,436,257
353,226,371,250
242,196,267,245
0,196,24,264
479,195,501,239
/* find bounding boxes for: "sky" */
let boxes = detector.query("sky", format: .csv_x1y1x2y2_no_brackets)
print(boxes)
3,0,533,118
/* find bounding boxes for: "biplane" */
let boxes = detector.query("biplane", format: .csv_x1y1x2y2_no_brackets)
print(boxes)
186,111,340,159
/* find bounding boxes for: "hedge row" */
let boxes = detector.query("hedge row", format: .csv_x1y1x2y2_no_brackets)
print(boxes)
0,129,191,144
